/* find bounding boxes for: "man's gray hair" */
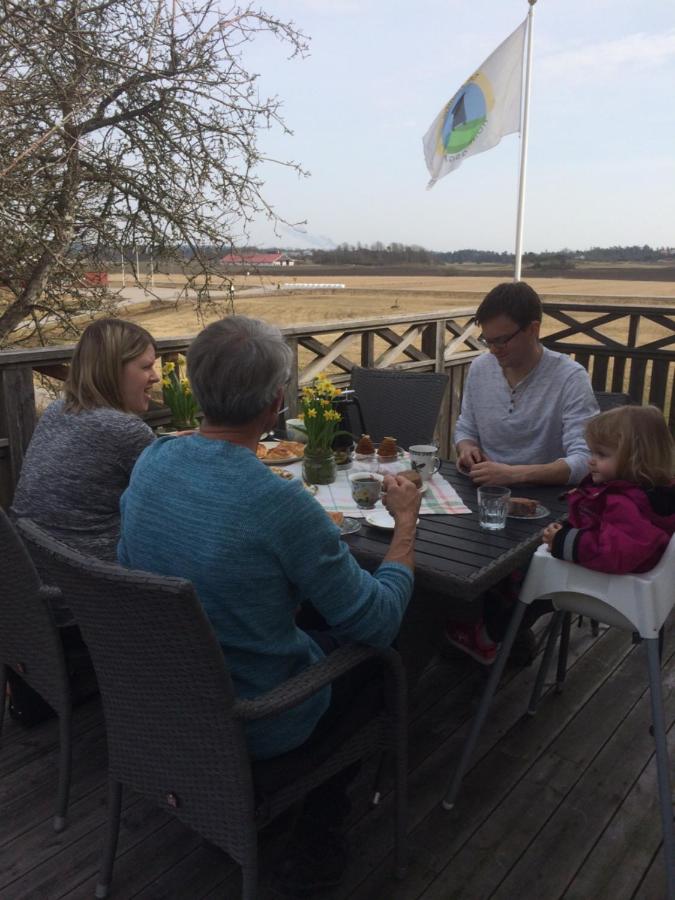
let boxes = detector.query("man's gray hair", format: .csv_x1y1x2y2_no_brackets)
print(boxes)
187,316,293,425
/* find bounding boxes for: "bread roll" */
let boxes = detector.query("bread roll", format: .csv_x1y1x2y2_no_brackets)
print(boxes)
399,470,423,489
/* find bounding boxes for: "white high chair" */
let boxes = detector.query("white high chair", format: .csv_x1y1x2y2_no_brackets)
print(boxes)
443,537,675,900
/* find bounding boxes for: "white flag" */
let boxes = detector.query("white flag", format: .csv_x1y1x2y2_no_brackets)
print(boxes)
423,18,527,188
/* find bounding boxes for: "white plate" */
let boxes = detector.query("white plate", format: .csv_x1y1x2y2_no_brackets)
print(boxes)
364,510,420,530
259,440,304,465
507,504,551,521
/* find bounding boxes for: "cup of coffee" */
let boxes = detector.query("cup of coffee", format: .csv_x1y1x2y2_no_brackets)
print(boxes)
408,444,441,483
349,472,384,509
477,485,511,531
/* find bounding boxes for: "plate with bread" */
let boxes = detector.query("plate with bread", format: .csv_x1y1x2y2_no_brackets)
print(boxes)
256,440,305,465
507,498,550,520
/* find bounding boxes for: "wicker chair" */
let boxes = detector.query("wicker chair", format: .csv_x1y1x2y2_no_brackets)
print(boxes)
17,518,408,900
347,366,449,450
0,508,72,831
593,390,638,412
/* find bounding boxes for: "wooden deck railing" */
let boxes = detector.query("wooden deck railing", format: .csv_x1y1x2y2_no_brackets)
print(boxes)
1,301,674,507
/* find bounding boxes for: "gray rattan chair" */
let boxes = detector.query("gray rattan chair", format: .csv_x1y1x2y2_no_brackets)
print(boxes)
17,518,408,900
593,390,638,412
0,508,72,831
347,366,449,450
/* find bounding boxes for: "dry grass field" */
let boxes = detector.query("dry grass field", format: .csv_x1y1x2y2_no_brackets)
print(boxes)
111,272,675,339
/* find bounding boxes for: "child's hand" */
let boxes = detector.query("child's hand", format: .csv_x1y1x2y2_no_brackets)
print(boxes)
542,522,562,549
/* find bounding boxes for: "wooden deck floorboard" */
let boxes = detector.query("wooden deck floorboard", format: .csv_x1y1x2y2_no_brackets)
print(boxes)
2,619,673,900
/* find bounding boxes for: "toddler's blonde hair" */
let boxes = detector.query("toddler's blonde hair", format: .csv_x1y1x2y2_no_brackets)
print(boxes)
585,405,674,487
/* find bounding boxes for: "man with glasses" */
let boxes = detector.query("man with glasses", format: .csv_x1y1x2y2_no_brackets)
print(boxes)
455,281,598,486
448,281,599,665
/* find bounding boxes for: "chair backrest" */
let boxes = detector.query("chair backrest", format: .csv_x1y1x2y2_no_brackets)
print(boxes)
16,518,258,863
348,367,449,450
521,537,675,637
593,391,638,412
0,508,69,715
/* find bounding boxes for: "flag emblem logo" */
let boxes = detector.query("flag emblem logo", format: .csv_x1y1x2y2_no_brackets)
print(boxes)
437,81,488,156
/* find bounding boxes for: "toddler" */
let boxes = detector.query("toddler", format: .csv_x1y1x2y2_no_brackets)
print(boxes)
544,406,675,573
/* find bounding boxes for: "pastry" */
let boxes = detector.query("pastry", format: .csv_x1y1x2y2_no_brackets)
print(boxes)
265,440,305,460
355,434,375,455
508,497,538,517
377,436,398,460
269,466,293,480
326,510,344,527
266,444,296,460
255,443,268,459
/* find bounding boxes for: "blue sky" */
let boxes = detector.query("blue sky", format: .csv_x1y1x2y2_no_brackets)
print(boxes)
242,0,675,253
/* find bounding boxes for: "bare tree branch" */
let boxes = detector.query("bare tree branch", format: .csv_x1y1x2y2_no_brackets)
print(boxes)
0,0,308,346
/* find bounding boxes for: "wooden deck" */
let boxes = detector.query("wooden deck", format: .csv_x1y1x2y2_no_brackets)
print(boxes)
2,617,674,900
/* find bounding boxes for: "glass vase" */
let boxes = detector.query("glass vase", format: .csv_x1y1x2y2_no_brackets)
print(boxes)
302,448,337,485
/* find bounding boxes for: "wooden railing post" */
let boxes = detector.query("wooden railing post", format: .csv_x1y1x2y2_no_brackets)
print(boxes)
0,365,37,501
285,337,299,417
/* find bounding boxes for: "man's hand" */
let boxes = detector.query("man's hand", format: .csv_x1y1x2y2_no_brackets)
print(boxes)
382,474,421,522
542,522,562,549
456,441,486,474
468,460,518,486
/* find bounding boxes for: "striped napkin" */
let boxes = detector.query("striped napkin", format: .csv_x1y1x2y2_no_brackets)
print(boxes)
285,457,471,518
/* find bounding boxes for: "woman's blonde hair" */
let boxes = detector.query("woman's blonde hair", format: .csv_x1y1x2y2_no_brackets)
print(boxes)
585,405,674,487
63,319,157,413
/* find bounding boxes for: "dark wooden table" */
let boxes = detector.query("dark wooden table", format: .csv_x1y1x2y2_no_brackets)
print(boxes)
344,463,569,603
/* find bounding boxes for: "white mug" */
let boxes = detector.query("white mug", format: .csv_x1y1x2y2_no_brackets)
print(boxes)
408,444,441,482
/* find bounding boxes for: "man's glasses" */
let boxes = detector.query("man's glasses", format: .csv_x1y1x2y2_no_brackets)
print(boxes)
477,325,524,348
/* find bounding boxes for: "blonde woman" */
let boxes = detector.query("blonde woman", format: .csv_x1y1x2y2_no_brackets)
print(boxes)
12,318,159,561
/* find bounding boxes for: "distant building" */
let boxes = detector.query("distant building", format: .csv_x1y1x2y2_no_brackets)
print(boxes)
221,252,295,267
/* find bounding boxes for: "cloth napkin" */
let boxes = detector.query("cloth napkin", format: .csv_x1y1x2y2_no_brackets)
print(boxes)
285,457,471,518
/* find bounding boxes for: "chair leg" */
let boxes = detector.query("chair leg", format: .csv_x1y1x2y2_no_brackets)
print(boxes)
645,639,675,900
370,751,386,806
0,665,7,739
241,861,259,900
387,650,408,879
527,611,564,715
95,780,123,899
555,612,572,693
53,704,73,832
443,600,528,811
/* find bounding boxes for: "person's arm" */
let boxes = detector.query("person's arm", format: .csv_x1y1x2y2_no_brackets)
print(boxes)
468,457,572,486
453,363,481,448
558,369,599,485
550,495,670,573
115,414,156,477
381,474,422,570
268,482,415,648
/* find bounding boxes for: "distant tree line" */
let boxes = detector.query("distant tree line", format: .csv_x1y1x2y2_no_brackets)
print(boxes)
261,243,674,267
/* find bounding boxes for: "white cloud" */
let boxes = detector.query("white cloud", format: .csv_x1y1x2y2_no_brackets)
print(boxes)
542,30,675,81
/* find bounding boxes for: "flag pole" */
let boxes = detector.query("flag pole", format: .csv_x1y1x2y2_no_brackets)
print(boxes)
513,0,537,282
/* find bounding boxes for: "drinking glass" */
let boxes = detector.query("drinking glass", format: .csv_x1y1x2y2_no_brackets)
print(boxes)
477,485,511,531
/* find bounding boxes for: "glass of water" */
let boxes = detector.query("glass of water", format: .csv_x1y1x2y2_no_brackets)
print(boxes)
477,485,511,531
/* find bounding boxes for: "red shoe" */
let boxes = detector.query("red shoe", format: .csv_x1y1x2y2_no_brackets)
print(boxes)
445,621,498,665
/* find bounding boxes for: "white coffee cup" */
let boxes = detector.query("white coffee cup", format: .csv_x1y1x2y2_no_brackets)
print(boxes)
408,444,441,483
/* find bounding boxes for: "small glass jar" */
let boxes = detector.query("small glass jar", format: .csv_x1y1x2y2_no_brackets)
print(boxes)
302,448,338,485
